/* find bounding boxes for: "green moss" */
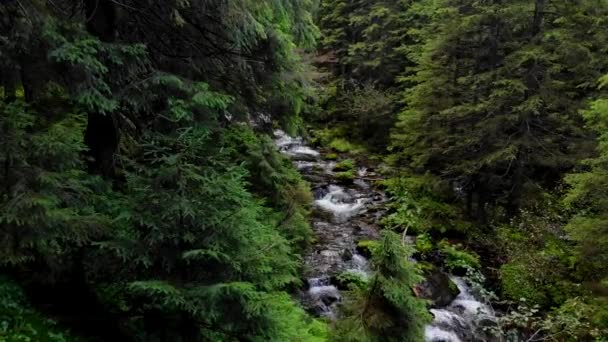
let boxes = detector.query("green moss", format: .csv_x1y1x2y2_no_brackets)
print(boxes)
329,138,366,154
500,262,548,306
335,170,355,184
329,138,355,152
312,164,325,172
325,153,338,160
333,159,355,172
356,240,380,258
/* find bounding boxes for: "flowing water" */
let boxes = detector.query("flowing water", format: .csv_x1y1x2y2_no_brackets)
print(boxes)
425,277,499,341
274,130,498,341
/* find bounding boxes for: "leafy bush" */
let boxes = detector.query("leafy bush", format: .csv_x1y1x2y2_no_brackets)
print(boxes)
312,126,349,146
500,262,548,307
356,240,380,258
382,175,467,235
335,270,368,290
329,138,361,153
438,240,481,273
415,233,434,254
312,127,366,154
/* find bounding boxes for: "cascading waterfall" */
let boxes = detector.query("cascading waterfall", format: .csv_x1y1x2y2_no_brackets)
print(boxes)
274,130,499,340
425,277,498,341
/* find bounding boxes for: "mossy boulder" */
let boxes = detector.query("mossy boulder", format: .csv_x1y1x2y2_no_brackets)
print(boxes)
356,240,379,258
335,170,355,184
325,153,338,160
414,267,460,307
333,159,355,172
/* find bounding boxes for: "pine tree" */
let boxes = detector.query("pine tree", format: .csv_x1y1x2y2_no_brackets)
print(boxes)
316,0,418,148
0,99,110,270
333,231,430,342
1,0,326,340
563,76,608,282
391,0,608,220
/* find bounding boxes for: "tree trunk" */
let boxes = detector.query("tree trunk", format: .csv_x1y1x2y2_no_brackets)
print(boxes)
532,0,545,37
83,0,120,177
1,66,18,103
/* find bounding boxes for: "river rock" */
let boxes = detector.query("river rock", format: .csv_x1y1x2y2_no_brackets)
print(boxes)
303,174,328,183
415,268,460,308
288,151,319,161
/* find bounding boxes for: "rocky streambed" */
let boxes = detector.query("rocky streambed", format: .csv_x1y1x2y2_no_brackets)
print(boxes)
274,130,499,342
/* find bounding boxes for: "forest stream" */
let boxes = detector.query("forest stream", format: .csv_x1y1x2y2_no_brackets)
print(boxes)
275,130,500,342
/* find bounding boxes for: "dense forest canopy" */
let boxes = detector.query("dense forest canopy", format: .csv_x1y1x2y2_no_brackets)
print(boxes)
1,0,608,341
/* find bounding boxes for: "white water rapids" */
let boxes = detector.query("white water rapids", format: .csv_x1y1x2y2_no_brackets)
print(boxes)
274,130,499,341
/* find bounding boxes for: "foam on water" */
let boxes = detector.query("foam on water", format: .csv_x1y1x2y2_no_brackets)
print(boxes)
425,277,498,342
306,277,341,319
429,309,467,328
315,185,368,221
274,130,302,149
287,146,320,157
425,326,463,342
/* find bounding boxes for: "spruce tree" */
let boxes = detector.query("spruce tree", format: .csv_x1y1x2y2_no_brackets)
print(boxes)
0,1,326,340
391,0,608,219
333,231,430,342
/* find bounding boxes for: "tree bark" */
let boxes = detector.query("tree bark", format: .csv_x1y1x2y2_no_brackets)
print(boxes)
532,0,546,37
83,0,120,177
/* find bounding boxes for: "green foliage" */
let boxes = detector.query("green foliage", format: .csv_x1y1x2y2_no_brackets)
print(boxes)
0,0,324,340
335,170,356,184
500,262,549,307
563,96,608,279
414,233,433,254
438,240,481,273
390,0,608,219
493,205,584,310
356,240,380,259
544,297,608,340
335,271,368,290
84,84,322,339
0,277,75,342
382,175,466,234
498,296,608,342
316,0,421,150
558,75,608,338
0,101,110,269
312,127,367,154
325,153,339,161
334,231,430,342
329,138,364,154
222,125,314,248
333,159,356,172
